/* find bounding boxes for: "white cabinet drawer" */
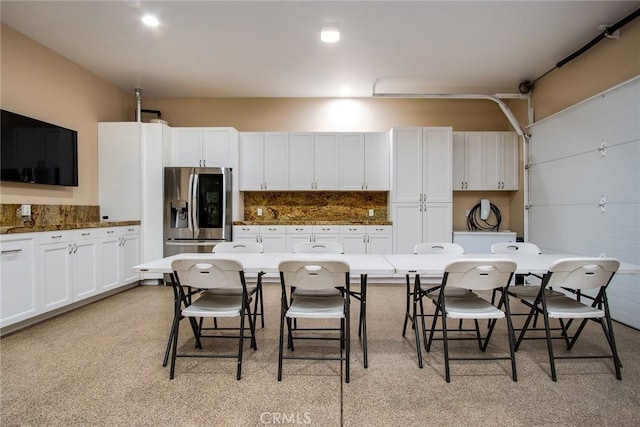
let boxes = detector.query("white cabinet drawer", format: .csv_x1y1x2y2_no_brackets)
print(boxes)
233,225,259,235
313,225,339,234
71,229,100,240
120,225,140,235
36,231,72,245
99,228,121,238
286,225,312,234
339,225,366,234
366,225,392,234
260,225,286,234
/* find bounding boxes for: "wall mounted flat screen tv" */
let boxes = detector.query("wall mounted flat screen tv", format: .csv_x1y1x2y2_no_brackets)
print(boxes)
1,109,78,186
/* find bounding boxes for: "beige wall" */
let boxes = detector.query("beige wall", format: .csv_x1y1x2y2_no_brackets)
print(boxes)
531,18,640,120
0,24,132,205
2,18,638,237
141,97,512,132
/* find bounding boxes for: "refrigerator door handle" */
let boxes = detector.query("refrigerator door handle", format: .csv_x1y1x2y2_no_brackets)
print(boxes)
188,170,195,233
189,170,200,236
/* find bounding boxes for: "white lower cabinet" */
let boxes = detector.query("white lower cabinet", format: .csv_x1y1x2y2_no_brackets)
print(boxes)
392,203,452,254
1,234,37,328
99,226,140,291
36,229,101,313
70,230,101,301
234,224,391,254
37,231,74,311
0,226,141,331
286,225,340,252
339,225,392,254
233,225,287,253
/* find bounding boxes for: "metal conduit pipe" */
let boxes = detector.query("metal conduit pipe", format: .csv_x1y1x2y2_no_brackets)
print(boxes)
372,79,526,136
134,88,143,123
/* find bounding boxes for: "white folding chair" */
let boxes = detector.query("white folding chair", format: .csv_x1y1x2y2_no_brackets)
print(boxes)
290,241,344,330
516,258,621,381
293,241,344,254
210,242,266,328
425,259,518,382
277,260,351,382
291,242,343,299
403,243,470,365
169,259,256,380
490,242,563,328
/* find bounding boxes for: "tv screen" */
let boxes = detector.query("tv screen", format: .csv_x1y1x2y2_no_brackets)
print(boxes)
1,110,78,186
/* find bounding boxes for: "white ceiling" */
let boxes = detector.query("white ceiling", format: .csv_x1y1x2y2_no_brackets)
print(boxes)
1,1,638,98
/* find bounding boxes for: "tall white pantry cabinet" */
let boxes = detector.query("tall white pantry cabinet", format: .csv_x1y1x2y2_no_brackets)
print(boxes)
98,122,171,279
390,127,453,253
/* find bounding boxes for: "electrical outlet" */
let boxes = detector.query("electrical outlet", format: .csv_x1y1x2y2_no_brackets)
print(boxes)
21,204,31,217
368,209,374,217
257,208,263,216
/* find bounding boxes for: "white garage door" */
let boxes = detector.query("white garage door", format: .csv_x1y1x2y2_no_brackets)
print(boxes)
528,77,640,329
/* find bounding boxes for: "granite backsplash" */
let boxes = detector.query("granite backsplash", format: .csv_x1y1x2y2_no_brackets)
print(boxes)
0,204,100,228
242,191,388,223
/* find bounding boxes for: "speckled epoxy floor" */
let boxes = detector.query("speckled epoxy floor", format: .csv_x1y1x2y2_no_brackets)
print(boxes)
2,283,639,426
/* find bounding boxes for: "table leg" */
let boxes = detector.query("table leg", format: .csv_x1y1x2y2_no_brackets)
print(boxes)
361,274,368,369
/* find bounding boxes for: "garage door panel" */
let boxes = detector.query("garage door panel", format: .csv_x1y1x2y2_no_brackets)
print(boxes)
603,82,640,147
529,79,639,328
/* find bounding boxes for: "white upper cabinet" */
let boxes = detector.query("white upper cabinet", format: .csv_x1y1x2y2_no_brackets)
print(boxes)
340,132,389,190
452,131,483,190
289,132,340,190
239,132,289,190
422,128,453,203
391,127,423,203
482,131,519,190
391,127,452,203
364,132,391,190
453,131,519,191
202,128,238,168
289,132,314,190
171,127,238,168
339,133,365,190
170,128,201,166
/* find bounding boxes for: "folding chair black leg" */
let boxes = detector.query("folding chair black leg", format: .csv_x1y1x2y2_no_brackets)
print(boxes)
441,308,451,383
474,319,483,350
169,313,181,380
504,296,518,382
540,297,558,382
245,300,257,351
412,282,424,368
345,293,350,383
602,311,622,379
287,318,294,351
237,302,246,381
402,275,412,337
189,316,203,349
277,308,286,381
163,314,178,367
426,303,441,353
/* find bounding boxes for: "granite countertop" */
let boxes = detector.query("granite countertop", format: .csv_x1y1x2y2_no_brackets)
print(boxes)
0,220,141,235
233,220,392,226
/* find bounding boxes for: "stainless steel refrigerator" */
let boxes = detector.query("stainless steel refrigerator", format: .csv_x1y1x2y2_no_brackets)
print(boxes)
163,167,232,257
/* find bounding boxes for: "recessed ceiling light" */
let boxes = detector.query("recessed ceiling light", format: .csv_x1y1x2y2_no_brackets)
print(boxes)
321,25,340,43
142,14,160,28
